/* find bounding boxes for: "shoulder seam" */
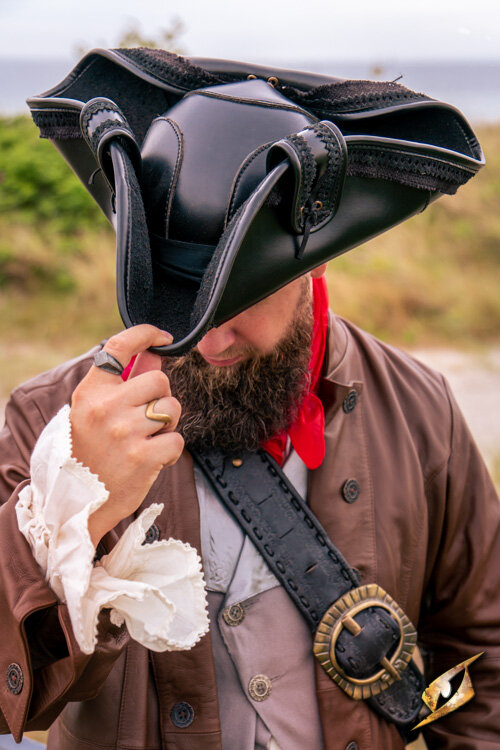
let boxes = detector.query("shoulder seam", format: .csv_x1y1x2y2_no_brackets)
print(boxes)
11,349,99,399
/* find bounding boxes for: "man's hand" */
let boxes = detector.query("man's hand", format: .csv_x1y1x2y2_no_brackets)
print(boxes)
70,325,183,547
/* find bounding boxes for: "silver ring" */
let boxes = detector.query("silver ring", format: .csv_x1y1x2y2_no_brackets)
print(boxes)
93,350,124,376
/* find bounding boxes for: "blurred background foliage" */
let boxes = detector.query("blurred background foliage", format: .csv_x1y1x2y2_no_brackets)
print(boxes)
73,17,186,57
0,115,499,395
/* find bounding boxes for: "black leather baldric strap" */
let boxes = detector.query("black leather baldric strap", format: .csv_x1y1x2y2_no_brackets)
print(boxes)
192,447,424,738
193,448,360,628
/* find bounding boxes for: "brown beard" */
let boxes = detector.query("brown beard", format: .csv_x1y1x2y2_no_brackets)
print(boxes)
163,280,313,452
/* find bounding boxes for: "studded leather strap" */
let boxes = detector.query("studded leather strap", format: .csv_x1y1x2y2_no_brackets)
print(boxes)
192,447,425,738
267,120,347,238
80,97,141,190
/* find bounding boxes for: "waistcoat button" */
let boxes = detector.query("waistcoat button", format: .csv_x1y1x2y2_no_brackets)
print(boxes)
342,479,360,503
342,390,358,413
345,743,358,750
6,663,23,695
170,701,195,728
248,674,272,701
142,523,160,545
222,602,245,626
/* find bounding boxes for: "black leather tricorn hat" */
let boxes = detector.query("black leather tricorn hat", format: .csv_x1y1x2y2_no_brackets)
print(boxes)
28,49,484,355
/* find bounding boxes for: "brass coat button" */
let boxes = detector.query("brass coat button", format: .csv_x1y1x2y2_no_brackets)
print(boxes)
342,390,358,413
170,701,195,728
6,663,23,695
222,602,245,626
342,479,360,503
248,674,272,701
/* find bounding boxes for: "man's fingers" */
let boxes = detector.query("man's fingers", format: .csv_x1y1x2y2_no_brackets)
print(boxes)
91,326,172,382
129,349,162,378
124,369,172,405
146,429,185,468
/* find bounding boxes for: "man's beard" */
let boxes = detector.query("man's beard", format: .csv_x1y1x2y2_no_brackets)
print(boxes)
163,280,314,452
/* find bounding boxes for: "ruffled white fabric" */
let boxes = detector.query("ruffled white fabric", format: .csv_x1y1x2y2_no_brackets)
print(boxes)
16,405,209,655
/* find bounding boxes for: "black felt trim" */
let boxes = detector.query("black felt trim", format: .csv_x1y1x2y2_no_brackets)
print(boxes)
347,145,474,194
31,109,81,139
281,79,430,115
115,47,221,90
115,148,154,324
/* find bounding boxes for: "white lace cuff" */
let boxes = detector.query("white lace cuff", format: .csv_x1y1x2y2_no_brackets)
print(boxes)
16,405,209,655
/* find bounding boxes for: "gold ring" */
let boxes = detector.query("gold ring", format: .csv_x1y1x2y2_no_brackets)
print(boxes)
145,399,172,427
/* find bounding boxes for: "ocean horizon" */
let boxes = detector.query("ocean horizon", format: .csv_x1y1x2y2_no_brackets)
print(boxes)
1,56,499,125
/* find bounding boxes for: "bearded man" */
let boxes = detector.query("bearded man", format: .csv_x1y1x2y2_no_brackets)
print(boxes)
0,50,499,750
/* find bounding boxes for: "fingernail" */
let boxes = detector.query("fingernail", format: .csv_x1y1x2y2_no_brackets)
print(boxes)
161,331,174,343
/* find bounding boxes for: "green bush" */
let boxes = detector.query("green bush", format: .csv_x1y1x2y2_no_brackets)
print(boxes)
0,116,107,233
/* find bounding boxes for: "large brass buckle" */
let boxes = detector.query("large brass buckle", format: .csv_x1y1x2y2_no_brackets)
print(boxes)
313,584,417,700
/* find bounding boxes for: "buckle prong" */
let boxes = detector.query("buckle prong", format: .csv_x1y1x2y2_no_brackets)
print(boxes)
380,656,402,681
342,614,362,636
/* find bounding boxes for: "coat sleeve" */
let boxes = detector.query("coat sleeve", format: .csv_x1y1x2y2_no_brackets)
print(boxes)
418,377,500,749
0,383,128,742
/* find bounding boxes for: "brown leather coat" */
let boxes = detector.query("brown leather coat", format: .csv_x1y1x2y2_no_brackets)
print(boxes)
0,314,499,750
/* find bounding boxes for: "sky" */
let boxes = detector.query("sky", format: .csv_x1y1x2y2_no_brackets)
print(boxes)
1,0,499,63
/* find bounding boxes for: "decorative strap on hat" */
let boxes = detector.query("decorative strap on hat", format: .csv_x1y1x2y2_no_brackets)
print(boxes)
267,120,347,258
80,97,141,193
80,97,154,329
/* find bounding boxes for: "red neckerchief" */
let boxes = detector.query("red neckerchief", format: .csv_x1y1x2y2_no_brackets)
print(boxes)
122,276,329,470
261,276,328,469
121,356,135,381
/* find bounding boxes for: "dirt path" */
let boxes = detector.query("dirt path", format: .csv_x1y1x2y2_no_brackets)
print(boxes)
411,347,500,481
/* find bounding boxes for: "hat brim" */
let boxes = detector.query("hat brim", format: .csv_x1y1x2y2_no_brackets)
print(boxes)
27,49,485,355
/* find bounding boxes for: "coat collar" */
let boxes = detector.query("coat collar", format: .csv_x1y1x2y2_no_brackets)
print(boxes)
319,312,364,423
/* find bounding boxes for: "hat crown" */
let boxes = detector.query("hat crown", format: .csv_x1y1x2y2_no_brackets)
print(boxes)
140,79,315,244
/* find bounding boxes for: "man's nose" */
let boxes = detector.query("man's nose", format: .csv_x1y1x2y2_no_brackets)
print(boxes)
197,322,238,358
